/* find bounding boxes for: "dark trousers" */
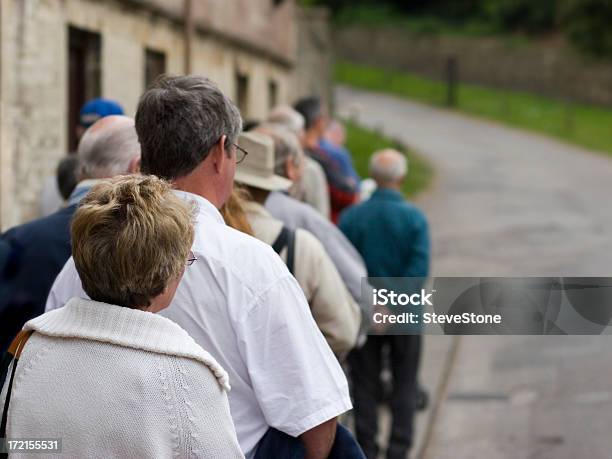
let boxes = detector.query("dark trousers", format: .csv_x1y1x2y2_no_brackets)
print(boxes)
254,424,365,459
348,335,422,459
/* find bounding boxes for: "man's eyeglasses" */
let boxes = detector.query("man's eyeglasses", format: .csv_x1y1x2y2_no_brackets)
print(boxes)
233,143,249,164
186,251,197,267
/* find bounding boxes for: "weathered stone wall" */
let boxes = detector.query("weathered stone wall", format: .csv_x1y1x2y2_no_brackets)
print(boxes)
334,26,612,107
293,6,333,109
0,0,297,230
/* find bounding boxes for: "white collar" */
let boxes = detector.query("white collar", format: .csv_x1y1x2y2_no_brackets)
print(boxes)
173,190,225,225
75,179,105,189
25,298,230,390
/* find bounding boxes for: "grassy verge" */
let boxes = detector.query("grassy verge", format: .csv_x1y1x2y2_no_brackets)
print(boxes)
336,60,612,155
344,120,433,197
332,5,503,38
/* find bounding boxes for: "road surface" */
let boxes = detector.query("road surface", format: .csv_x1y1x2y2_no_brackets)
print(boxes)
336,86,612,458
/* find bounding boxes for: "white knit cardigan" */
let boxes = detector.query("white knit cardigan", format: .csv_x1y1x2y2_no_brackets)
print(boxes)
1,298,244,458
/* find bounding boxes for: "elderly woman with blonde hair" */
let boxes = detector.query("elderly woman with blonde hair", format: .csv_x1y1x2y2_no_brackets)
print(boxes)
0,175,243,458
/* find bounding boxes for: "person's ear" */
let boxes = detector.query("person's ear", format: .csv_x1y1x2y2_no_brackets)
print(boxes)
128,156,141,174
285,160,292,181
286,160,297,182
212,135,228,173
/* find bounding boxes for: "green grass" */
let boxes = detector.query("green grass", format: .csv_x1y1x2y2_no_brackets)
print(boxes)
333,5,502,38
344,120,433,197
336,60,612,155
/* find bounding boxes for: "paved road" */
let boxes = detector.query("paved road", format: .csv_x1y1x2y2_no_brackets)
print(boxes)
336,86,612,458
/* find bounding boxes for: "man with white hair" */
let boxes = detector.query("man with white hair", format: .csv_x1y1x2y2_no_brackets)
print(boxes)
338,149,430,459
0,115,140,354
268,105,331,218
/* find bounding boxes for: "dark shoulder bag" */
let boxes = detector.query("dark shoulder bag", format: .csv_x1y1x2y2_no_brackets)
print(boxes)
271,226,296,276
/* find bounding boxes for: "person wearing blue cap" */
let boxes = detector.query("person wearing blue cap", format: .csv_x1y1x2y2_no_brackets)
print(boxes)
39,98,125,217
77,97,124,137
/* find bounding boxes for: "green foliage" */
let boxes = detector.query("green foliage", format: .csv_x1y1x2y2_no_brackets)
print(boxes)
336,60,612,155
483,0,557,33
560,0,612,56
308,0,612,56
343,120,433,197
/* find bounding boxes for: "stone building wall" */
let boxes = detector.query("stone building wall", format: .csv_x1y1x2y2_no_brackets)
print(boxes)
0,0,297,230
292,6,333,109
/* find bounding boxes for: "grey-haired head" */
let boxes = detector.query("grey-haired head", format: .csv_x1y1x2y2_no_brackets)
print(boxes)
369,149,408,189
135,75,242,181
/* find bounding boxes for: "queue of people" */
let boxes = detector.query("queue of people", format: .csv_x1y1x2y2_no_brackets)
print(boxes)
0,75,430,459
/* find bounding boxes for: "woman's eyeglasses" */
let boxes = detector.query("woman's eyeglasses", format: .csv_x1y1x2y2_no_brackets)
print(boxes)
186,251,197,267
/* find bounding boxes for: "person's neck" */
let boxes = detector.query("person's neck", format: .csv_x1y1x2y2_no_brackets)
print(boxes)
173,172,223,209
303,130,321,150
377,182,402,192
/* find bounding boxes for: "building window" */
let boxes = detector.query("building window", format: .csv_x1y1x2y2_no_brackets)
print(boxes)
235,72,249,116
68,26,101,151
268,80,278,110
144,48,166,89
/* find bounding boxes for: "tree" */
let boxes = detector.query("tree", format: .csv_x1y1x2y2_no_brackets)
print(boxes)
561,0,612,56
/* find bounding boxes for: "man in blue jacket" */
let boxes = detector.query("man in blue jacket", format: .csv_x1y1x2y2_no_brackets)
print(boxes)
0,113,139,354
339,149,430,459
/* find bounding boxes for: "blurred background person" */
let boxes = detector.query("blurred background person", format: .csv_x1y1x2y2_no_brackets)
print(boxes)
320,119,361,190
1,175,243,458
339,149,430,459
268,105,331,219
39,156,80,217
259,122,371,342
0,115,140,355
294,97,359,223
55,155,80,202
38,98,124,217
233,130,361,358
76,98,125,139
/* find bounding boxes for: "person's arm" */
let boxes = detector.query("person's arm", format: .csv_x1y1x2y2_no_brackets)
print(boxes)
299,417,337,459
297,230,360,357
307,212,367,303
402,211,430,281
303,160,331,219
236,268,351,450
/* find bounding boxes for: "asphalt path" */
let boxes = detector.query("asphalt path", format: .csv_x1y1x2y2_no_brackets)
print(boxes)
336,85,612,458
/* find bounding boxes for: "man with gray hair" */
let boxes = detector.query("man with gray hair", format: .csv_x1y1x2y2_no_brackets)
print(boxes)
0,115,140,355
339,149,430,459
47,75,355,459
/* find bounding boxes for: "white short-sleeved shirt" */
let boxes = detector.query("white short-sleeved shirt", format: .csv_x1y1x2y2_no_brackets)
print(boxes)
46,191,351,458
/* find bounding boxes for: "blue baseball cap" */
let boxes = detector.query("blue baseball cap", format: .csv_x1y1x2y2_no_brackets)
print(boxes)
79,98,124,128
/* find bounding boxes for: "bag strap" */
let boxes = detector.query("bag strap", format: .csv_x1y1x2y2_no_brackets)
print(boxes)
1,330,34,442
271,226,296,276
